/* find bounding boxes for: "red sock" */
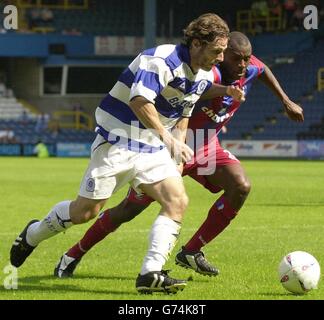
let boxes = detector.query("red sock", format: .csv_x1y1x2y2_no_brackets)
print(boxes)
185,194,237,252
67,209,118,259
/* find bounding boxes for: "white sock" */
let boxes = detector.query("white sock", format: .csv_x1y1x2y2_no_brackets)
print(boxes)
140,215,181,275
26,201,73,247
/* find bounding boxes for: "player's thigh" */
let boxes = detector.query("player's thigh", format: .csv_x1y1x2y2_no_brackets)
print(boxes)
140,176,188,213
133,148,185,209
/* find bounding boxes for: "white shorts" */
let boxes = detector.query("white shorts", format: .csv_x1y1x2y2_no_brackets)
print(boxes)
79,135,181,199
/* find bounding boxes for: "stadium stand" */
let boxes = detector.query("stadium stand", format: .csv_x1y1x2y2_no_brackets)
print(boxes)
0,0,323,157
18,0,250,36
22,0,145,36
0,97,30,120
0,84,95,145
0,118,95,144
225,39,324,141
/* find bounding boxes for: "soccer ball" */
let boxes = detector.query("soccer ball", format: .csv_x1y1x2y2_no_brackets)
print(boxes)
278,251,321,294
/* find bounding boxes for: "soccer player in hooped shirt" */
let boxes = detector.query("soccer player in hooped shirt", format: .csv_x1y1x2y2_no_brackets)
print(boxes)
10,14,246,294
52,31,304,278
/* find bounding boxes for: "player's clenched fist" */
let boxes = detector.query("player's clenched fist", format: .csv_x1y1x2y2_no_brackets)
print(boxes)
226,85,245,102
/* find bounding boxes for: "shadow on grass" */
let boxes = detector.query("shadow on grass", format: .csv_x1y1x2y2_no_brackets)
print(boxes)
0,274,139,296
246,203,324,207
20,274,134,281
258,292,302,297
185,276,213,283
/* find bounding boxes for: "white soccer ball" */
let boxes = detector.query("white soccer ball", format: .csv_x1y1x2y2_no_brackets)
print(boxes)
278,251,321,294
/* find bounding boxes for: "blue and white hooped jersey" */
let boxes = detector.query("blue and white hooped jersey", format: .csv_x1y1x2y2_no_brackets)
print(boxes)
96,44,214,153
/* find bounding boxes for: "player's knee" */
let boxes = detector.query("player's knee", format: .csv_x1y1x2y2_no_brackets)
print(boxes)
235,176,251,197
180,193,189,212
83,208,99,222
70,200,101,224
72,210,98,224
168,192,189,215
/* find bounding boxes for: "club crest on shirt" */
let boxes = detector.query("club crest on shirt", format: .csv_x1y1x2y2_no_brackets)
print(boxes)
196,80,208,95
86,178,95,192
178,81,186,92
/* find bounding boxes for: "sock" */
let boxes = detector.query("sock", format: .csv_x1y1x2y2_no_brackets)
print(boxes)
140,215,181,275
26,201,73,247
67,209,118,259
185,194,237,252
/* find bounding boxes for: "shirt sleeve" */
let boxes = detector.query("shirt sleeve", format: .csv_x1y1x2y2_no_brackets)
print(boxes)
212,65,222,84
250,55,265,76
129,55,173,103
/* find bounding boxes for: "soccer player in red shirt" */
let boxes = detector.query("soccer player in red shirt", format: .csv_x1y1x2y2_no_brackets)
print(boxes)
54,31,303,278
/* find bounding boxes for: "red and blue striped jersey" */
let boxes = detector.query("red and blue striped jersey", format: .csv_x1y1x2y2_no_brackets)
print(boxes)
189,55,265,137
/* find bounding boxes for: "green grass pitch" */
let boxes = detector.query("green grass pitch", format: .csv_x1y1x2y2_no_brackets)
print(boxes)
0,157,323,300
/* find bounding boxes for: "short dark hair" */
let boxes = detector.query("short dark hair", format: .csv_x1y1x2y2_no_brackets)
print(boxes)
228,31,251,51
183,13,230,47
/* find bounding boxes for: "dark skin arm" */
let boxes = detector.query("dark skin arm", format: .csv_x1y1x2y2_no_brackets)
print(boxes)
201,83,245,102
258,65,304,122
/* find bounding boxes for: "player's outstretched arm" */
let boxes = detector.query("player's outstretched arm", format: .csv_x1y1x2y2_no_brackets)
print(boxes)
200,84,245,102
259,65,304,122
